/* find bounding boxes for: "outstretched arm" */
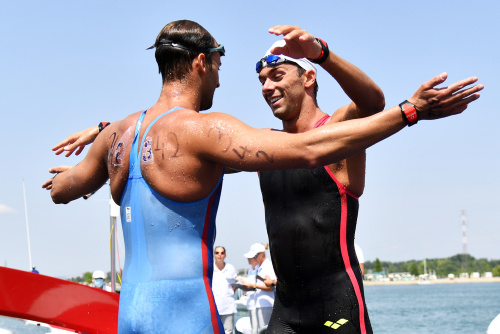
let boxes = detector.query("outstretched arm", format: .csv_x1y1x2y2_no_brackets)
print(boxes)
52,121,111,157
41,165,72,190
52,125,100,157
49,129,110,204
268,25,385,119
197,73,482,171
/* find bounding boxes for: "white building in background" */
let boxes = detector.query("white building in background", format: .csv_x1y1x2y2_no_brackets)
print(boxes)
471,272,480,279
459,272,469,279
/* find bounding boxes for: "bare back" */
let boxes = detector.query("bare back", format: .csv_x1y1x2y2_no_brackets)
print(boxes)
102,108,225,205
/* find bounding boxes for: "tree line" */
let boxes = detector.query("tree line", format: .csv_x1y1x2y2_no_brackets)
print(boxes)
68,254,500,282
364,254,500,277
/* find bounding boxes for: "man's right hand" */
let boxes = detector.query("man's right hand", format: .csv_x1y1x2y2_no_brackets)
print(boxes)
52,125,99,157
408,73,483,121
41,165,73,190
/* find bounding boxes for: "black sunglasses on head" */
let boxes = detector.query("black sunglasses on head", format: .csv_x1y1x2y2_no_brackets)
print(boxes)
147,40,225,56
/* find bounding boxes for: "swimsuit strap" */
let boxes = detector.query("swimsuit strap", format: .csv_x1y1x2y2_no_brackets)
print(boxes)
313,115,330,129
137,107,183,160
129,110,148,174
129,107,184,175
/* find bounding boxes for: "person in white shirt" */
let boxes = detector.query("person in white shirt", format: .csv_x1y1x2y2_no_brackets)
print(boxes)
213,246,237,334
243,243,276,332
354,243,365,277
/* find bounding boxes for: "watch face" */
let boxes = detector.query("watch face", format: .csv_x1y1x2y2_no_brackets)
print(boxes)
403,104,418,123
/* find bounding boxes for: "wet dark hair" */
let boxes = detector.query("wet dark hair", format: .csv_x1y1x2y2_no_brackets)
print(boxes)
153,20,216,83
296,66,319,106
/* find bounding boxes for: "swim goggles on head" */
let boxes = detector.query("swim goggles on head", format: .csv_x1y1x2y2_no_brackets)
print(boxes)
147,39,225,56
255,54,295,73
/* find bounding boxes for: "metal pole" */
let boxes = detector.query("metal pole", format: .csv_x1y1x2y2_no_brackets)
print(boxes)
109,191,120,292
22,179,33,271
110,216,116,291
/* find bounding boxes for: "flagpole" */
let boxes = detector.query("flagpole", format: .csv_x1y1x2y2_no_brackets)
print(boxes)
22,178,33,271
109,186,120,292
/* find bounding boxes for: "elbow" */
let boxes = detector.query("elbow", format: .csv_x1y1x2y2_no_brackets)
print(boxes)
301,148,330,169
373,90,386,113
301,140,354,168
51,188,69,204
377,95,386,112
359,95,385,117
304,157,323,169
364,88,385,115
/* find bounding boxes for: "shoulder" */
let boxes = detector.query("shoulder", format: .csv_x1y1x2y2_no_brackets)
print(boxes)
108,110,144,130
147,109,244,138
260,259,273,271
325,107,346,123
266,260,275,273
154,109,235,124
98,111,144,141
226,263,237,274
354,244,364,262
186,111,255,131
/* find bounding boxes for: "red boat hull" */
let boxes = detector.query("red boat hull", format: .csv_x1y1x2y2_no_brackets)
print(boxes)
0,267,119,333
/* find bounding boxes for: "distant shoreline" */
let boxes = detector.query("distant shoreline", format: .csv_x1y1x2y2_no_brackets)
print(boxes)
364,277,500,286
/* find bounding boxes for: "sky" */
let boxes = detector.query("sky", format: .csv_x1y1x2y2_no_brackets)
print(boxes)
0,1,498,279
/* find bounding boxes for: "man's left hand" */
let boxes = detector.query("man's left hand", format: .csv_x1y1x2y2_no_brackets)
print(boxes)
268,25,323,60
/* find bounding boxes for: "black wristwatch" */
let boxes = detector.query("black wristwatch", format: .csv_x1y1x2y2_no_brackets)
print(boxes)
309,38,329,64
98,122,111,133
399,100,419,126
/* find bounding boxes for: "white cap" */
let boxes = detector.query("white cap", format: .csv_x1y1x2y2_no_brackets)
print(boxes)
244,243,266,258
262,40,317,74
92,270,106,279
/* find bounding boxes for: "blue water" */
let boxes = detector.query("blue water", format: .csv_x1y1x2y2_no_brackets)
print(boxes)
0,316,49,333
2,282,499,333
364,282,500,333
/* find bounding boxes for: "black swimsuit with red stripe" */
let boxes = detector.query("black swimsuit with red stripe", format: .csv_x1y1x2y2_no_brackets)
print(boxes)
259,117,372,334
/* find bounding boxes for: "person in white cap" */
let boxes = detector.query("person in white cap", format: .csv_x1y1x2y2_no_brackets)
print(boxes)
244,256,259,334
92,270,112,291
243,243,276,332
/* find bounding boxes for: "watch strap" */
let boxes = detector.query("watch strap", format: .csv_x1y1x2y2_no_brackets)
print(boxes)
309,38,329,64
98,122,111,133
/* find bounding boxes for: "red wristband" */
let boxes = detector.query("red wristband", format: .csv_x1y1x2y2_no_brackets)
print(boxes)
399,100,418,126
309,38,329,64
98,122,111,133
